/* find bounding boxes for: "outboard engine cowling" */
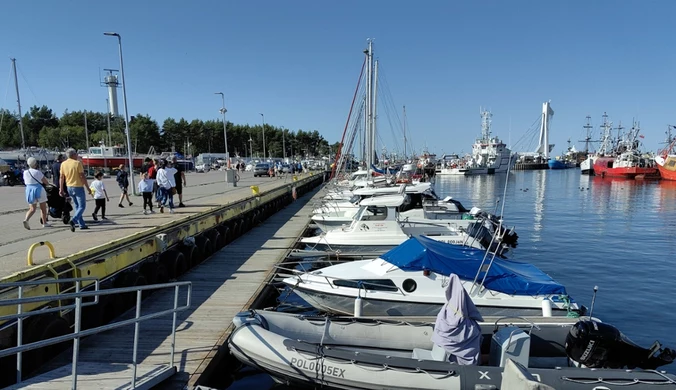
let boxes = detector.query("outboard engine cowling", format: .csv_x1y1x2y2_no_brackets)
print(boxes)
565,320,675,369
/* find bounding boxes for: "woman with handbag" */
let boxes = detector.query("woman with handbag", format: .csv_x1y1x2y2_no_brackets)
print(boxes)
156,159,177,214
23,157,51,229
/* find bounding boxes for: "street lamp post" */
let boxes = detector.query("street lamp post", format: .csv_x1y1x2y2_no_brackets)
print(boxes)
214,92,229,168
260,113,267,160
104,31,136,195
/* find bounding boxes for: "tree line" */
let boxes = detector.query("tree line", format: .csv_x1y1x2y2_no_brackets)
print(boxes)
0,105,338,159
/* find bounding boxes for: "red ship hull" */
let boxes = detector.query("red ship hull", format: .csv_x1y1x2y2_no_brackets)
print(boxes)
81,157,145,169
657,161,676,181
593,157,659,179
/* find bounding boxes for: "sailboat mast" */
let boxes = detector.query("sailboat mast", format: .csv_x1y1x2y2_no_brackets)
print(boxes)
10,58,26,150
403,105,407,159
372,59,379,168
364,39,373,174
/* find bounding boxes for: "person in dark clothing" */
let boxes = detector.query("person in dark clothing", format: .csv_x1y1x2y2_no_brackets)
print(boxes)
141,157,152,174
52,154,65,189
170,156,187,207
116,164,133,208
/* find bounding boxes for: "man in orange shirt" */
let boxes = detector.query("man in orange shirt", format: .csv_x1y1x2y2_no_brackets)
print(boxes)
59,148,92,231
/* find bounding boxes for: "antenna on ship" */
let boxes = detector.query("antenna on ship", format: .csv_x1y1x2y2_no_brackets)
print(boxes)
100,69,120,117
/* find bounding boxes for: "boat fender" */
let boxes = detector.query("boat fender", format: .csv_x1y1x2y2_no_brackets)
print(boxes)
354,295,363,317
541,299,552,317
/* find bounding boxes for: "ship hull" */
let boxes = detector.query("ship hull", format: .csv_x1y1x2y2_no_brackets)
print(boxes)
655,155,676,180
547,159,575,170
81,157,146,169
593,157,659,179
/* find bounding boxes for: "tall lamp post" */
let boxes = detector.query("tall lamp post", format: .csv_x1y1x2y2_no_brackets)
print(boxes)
260,113,267,160
214,92,229,168
104,31,136,195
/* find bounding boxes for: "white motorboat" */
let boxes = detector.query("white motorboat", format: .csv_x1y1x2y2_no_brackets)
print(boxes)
302,194,518,256
284,236,574,317
228,310,676,390
313,182,432,215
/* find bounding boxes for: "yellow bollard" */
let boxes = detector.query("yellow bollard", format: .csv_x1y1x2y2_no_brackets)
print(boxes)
250,185,260,196
293,175,298,182
27,241,56,266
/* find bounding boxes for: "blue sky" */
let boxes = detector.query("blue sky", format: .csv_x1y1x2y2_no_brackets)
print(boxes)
1,0,675,156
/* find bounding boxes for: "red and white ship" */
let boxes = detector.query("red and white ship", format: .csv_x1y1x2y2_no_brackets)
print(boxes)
80,144,146,169
592,121,658,179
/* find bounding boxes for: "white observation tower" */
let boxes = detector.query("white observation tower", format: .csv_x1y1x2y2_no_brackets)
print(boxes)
101,69,120,117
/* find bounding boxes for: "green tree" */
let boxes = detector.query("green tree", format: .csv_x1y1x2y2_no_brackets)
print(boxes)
0,109,21,148
129,114,161,154
23,106,59,146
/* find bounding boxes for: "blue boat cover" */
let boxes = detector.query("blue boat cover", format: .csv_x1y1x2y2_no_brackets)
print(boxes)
371,164,400,175
380,236,566,296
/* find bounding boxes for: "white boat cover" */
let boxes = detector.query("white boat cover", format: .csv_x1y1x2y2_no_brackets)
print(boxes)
431,274,484,365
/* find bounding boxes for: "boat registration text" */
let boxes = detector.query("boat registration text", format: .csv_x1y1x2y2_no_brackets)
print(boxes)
290,357,346,378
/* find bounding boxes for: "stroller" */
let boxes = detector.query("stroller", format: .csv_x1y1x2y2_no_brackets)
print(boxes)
45,185,73,224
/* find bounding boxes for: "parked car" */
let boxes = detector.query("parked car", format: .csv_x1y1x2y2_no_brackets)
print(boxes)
195,163,210,173
254,163,270,177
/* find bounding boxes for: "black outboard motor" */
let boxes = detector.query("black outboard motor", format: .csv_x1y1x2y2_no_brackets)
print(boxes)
565,320,676,370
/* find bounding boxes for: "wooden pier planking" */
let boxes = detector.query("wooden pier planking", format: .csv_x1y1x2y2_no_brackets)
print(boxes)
26,184,323,389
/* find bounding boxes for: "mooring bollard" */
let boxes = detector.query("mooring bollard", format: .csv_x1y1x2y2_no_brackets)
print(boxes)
250,185,259,196
27,241,56,266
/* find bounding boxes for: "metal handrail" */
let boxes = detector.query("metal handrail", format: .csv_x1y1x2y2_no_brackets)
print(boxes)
0,280,192,389
0,277,100,384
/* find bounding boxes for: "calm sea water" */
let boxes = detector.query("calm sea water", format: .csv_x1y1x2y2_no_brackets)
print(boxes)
434,169,676,367
226,169,676,387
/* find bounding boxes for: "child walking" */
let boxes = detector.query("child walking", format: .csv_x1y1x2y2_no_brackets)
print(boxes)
156,160,177,214
90,171,110,221
138,172,155,215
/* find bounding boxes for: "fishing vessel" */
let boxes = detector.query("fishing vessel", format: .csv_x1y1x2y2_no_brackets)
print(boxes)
654,126,676,180
593,121,658,179
80,143,146,169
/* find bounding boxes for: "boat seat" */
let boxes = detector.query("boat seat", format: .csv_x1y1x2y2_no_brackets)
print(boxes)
412,344,450,362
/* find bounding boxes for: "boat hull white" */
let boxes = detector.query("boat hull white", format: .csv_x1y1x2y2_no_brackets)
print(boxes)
227,311,672,390
291,287,569,317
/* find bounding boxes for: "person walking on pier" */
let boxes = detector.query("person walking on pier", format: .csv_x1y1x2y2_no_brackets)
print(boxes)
22,157,51,230
156,160,177,214
116,164,133,208
60,148,92,231
52,154,65,189
147,158,161,207
170,156,187,207
90,171,110,221
138,172,155,214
